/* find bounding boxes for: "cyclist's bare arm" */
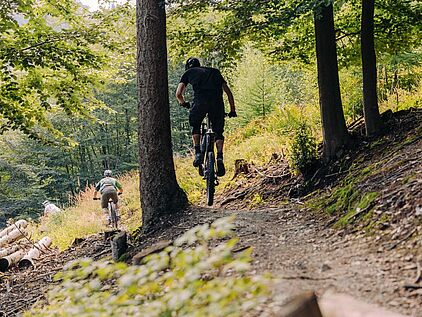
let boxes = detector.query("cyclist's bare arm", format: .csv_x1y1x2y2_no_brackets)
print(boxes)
176,83,187,104
222,83,235,112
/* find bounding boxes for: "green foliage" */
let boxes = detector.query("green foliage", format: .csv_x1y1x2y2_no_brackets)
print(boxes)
288,122,318,175
0,156,48,223
0,0,133,141
28,217,269,316
227,46,318,131
0,76,139,226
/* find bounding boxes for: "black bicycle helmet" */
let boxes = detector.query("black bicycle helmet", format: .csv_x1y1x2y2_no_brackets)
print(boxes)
185,57,200,70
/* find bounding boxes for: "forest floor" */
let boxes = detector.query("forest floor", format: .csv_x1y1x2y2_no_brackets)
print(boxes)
0,108,421,316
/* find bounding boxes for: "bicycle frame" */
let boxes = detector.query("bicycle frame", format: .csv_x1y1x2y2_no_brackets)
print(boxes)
201,116,215,159
200,115,218,206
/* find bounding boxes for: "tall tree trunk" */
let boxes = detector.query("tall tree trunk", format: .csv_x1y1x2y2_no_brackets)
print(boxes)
361,0,381,136
136,0,188,230
314,4,349,160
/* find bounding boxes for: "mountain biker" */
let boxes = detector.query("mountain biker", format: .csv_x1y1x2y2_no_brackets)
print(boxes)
176,57,236,177
93,170,123,225
42,200,61,216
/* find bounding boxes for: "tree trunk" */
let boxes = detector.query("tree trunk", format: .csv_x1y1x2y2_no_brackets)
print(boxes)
314,4,349,160
361,0,382,136
136,0,188,230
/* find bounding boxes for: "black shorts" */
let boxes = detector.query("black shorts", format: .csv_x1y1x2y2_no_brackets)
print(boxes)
189,100,225,140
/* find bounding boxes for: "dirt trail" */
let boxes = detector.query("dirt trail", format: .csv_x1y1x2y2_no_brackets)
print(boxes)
231,207,421,316
0,206,420,316
126,203,421,316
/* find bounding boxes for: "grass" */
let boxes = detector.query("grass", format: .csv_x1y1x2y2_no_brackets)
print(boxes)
30,171,141,251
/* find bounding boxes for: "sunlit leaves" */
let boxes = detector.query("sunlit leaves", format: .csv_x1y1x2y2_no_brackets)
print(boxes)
0,0,134,142
28,216,269,317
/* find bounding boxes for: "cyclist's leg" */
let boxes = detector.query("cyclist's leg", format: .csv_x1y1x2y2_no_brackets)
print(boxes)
101,192,112,225
209,101,226,176
110,191,119,214
189,102,207,167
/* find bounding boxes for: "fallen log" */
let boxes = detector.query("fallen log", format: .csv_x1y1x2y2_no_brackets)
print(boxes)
0,249,26,272
0,245,21,258
0,228,25,248
0,220,28,239
18,236,52,269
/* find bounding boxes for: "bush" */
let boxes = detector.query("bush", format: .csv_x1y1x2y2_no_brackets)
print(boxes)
27,217,269,317
289,122,318,175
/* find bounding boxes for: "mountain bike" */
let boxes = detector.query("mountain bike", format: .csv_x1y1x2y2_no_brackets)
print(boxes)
198,114,223,206
94,193,121,229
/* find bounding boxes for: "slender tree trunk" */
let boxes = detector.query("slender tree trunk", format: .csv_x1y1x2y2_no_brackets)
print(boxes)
136,0,188,230
314,4,349,160
124,108,131,158
361,0,381,136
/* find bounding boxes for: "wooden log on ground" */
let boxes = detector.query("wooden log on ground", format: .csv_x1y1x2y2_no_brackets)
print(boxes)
18,236,52,269
276,292,323,317
0,245,21,258
0,220,28,239
318,292,407,317
0,228,25,248
0,249,26,272
111,232,127,261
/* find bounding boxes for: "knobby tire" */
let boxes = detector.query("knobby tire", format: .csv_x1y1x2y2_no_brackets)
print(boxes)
206,152,215,206
110,203,118,229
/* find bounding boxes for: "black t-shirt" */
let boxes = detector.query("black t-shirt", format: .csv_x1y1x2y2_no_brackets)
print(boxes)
180,67,227,102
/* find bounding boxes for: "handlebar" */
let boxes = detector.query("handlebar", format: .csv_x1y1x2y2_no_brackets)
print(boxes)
93,192,122,201
179,102,237,118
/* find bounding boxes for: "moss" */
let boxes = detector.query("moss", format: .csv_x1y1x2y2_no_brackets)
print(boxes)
357,192,378,210
325,183,357,215
334,191,378,228
248,193,264,209
370,138,387,149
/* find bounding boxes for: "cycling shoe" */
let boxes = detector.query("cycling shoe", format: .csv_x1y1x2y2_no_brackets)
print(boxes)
193,153,203,167
217,158,225,177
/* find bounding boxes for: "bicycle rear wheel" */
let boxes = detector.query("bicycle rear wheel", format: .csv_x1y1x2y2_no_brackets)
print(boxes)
109,203,119,229
206,152,216,206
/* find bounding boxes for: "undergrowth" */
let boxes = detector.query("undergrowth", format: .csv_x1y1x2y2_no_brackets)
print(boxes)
27,217,270,317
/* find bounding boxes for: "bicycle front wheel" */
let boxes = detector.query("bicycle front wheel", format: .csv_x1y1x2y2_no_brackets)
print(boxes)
206,152,216,206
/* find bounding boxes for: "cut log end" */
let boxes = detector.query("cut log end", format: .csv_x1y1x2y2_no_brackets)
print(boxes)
0,258,10,272
18,259,34,269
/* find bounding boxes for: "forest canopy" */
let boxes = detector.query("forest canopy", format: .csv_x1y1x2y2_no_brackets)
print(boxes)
0,0,421,224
